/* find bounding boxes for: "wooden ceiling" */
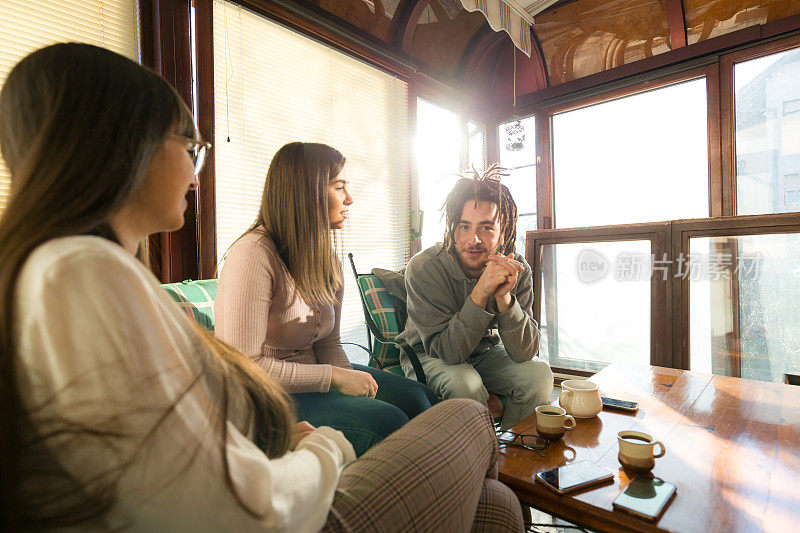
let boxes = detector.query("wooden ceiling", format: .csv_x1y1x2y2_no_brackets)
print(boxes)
299,0,800,104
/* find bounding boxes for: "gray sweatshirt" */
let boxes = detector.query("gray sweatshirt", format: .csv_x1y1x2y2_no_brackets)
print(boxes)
396,244,540,365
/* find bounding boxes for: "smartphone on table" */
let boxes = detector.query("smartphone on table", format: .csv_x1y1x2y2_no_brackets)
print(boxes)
535,461,614,494
601,396,639,413
612,476,676,521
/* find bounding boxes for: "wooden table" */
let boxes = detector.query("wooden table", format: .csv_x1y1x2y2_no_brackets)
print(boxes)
497,364,800,532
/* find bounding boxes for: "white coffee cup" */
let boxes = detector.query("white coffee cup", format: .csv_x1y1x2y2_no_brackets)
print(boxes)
558,379,603,418
617,430,666,472
535,405,576,440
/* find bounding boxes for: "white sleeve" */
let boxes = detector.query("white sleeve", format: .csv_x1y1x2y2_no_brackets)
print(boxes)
16,240,354,532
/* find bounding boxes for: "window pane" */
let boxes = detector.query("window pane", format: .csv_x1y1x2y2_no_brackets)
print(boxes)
504,167,537,253
468,120,485,170
539,241,651,372
553,79,708,227
735,47,800,215
417,98,460,249
499,116,537,253
689,234,800,383
499,116,536,168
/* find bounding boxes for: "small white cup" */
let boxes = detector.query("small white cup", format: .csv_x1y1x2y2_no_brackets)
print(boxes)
535,404,576,441
617,430,666,472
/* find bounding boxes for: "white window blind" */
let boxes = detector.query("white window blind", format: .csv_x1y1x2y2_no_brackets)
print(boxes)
0,0,140,218
213,0,411,363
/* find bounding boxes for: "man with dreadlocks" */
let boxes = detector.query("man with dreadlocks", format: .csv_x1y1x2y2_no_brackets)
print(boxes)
397,165,553,429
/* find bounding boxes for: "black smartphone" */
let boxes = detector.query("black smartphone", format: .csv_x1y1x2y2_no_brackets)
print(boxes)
601,396,639,412
535,461,614,494
613,477,676,521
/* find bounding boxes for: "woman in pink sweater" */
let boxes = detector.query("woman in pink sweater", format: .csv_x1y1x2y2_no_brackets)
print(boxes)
215,142,437,456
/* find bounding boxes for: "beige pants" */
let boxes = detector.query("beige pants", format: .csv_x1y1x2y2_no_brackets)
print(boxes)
406,345,554,430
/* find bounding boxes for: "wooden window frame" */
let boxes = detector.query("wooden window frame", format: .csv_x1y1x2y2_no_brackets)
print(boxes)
525,212,800,375
526,223,672,375
719,33,800,217
538,64,722,229
513,33,800,376
671,213,800,372
130,2,800,381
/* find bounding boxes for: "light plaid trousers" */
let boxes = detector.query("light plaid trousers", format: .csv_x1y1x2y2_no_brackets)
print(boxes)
323,399,524,532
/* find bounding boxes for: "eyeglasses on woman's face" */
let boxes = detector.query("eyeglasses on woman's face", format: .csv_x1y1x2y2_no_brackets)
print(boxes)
171,134,212,175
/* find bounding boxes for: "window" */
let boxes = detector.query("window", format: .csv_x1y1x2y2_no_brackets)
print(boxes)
0,0,139,218
735,46,800,215
416,98,461,250
414,102,494,250
468,120,486,170
539,240,651,372
530,75,710,373
212,0,410,363
499,116,537,253
784,99,800,123
689,233,800,383
524,37,800,382
784,173,800,208
552,78,709,227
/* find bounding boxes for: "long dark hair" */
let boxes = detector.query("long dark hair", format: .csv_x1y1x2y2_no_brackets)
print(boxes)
250,142,346,305
0,43,293,529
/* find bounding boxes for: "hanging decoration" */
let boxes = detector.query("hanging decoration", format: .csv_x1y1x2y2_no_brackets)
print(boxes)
504,48,525,152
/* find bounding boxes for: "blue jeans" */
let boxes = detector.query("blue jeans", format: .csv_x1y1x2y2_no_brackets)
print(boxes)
292,364,438,456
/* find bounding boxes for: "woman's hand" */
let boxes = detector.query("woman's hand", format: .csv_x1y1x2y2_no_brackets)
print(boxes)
330,366,378,398
290,420,317,450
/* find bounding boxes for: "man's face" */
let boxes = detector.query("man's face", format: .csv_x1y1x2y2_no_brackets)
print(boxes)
453,200,501,278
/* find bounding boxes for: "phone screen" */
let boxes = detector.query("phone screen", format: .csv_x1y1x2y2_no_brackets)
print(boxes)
536,461,613,493
601,397,639,411
613,477,676,520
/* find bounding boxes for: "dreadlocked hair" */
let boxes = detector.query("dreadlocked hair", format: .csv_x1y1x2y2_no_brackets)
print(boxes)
441,163,518,256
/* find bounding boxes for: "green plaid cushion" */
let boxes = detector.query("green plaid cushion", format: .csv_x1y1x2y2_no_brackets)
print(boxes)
381,364,405,377
161,279,218,332
367,339,402,370
356,274,403,369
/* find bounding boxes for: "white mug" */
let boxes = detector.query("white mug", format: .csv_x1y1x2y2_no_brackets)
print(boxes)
558,379,602,418
535,405,576,440
617,430,666,472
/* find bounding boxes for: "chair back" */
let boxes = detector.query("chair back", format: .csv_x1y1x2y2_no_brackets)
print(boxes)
161,279,219,332
355,274,404,370
349,254,427,384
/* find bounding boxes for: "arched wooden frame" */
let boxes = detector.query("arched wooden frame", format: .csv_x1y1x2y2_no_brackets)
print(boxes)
392,0,432,53
458,25,549,93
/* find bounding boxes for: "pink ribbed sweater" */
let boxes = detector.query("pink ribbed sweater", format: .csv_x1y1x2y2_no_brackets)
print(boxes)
215,232,352,393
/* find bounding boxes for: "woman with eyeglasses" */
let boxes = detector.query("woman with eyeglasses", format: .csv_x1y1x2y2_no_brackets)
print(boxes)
0,43,523,531
214,142,438,456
